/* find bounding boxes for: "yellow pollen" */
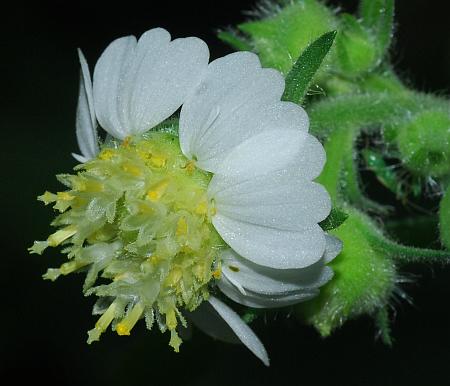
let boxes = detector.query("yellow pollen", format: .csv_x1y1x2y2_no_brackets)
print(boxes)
116,324,130,336
150,255,161,265
195,201,208,215
99,149,115,160
184,160,196,173
122,163,142,176
137,149,151,161
146,179,169,201
212,269,222,279
122,136,132,148
116,302,144,336
176,217,188,236
150,154,167,168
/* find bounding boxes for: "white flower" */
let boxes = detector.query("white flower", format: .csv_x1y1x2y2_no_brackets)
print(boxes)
70,28,341,366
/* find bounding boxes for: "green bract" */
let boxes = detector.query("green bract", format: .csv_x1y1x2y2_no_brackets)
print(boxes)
397,111,450,177
298,208,396,338
30,132,225,350
231,0,337,74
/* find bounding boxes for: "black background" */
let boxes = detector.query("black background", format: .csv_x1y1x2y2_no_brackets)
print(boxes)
2,1,450,385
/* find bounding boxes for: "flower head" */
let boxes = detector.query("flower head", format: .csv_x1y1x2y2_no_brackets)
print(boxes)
30,28,341,365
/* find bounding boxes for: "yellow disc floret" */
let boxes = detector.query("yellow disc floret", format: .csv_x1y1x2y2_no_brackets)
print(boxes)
29,131,225,350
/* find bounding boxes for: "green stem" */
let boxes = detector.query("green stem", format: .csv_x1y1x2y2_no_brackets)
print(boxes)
310,91,448,205
309,92,447,137
365,226,450,265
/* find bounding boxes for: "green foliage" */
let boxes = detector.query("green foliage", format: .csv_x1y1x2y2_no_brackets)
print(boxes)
440,186,450,249
223,0,450,342
359,0,395,56
297,208,397,336
336,14,380,75
237,0,338,74
320,207,348,231
396,110,450,177
282,31,336,105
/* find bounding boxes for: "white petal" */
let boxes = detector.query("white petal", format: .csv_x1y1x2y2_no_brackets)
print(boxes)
93,35,136,139
210,172,331,232
212,214,326,269
291,134,327,180
75,49,99,160
125,32,209,135
93,28,209,139
186,302,240,344
208,296,269,366
180,51,301,172
71,153,89,164
323,234,343,263
220,249,333,295
209,129,306,182
219,275,318,308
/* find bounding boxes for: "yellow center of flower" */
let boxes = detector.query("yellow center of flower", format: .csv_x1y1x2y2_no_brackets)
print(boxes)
30,132,225,351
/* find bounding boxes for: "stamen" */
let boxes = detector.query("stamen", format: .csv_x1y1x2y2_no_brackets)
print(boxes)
150,154,167,168
47,225,77,247
88,300,121,344
116,302,145,336
122,163,142,176
57,192,74,201
146,179,169,201
176,217,188,236
122,136,132,148
184,160,196,173
38,191,57,205
99,149,115,160
195,201,208,215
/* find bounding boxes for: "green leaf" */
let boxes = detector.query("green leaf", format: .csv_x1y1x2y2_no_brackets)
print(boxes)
217,30,252,52
359,0,395,55
320,207,348,231
282,30,336,104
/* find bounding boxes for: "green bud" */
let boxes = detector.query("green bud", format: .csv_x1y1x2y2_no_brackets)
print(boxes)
336,14,380,76
396,110,450,177
440,186,450,249
238,0,337,74
296,208,396,336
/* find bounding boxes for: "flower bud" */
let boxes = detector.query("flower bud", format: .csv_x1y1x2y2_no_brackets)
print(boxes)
396,110,450,177
336,15,380,76
296,208,396,336
238,0,337,74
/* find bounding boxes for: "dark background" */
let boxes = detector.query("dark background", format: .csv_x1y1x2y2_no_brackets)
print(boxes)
2,1,450,385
